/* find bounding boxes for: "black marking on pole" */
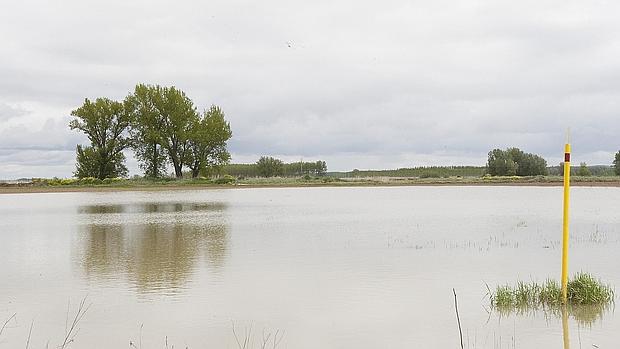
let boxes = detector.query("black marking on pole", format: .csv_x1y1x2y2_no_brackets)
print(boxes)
564,153,570,162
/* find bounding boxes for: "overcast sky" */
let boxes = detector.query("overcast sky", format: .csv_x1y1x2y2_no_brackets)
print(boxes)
1,0,619,178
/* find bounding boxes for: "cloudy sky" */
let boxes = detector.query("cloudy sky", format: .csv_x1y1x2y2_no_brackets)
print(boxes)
1,0,619,178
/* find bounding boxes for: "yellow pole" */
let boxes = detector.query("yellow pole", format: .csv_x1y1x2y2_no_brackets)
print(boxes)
561,304,571,349
561,142,571,303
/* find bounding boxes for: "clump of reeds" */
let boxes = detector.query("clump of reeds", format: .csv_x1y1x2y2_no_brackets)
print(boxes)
490,273,614,308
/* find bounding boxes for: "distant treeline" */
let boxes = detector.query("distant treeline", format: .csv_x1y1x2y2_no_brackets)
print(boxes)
224,158,328,177
330,166,487,178
328,162,619,179
548,164,616,177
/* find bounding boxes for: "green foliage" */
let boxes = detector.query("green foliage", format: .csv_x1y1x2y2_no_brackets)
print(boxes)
490,273,613,308
187,105,232,178
568,273,615,305
124,84,232,179
419,172,441,178
74,145,128,179
212,174,236,185
335,166,485,178
101,177,126,185
40,176,124,186
256,156,284,177
125,85,168,178
45,177,79,186
69,98,131,179
280,160,327,176
552,163,614,177
487,149,518,176
224,160,327,178
78,177,103,185
487,148,548,176
614,151,620,175
493,285,515,307
577,162,592,176
223,163,257,177
126,84,199,178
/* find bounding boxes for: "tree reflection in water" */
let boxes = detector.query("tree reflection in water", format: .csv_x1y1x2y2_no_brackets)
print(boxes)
76,202,228,294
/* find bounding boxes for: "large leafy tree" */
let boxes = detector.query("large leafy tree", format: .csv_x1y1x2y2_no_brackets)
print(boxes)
69,98,131,179
315,160,327,176
256,156,284,177
125,85,168,178
487,149,518,176
126,84,199,178
487,148,547,176
187,105,232,178
614,151,620,176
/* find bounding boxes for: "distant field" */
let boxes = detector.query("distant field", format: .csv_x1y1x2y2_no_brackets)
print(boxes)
2,175,620,194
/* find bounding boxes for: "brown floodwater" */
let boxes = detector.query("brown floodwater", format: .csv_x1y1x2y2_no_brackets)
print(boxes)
0,186,618,348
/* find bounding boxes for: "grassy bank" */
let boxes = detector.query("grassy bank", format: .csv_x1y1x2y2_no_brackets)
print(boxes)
2,175,620,194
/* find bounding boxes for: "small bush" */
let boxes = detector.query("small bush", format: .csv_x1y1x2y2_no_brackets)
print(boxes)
60,178,79,185
102,177,125,185
78,177,102,185
46,177,62,186
213,175,235,185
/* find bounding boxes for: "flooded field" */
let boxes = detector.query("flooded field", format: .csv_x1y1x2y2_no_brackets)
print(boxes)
0,186,618,348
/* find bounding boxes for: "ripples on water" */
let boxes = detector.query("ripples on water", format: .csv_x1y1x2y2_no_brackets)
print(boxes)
0,187,618,348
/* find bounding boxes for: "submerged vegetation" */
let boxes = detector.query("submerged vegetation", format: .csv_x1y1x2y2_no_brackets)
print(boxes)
489,273,615,326
490,273,614,308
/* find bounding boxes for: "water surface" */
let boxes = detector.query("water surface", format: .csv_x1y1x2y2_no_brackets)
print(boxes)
0,187,618,348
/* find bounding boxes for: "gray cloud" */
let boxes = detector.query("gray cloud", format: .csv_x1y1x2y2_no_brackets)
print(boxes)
1,0,620,178
0,103,28,121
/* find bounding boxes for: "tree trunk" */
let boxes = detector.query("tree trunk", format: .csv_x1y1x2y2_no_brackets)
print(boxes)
152,143,158,178
173,160,183,178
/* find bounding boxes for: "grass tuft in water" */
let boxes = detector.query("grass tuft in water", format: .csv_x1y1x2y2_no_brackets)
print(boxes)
567,272,615,305
490,273,614,308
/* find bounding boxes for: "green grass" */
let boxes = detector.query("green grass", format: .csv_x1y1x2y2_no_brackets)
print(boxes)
490,273,614,308
490,273,614,326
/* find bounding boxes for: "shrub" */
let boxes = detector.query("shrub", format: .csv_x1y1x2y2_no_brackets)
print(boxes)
78,177,102,185
213,175,235,185
102,177,125,185
60,178,79,185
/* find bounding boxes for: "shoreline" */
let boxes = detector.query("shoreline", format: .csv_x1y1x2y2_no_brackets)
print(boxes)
2,179,620,194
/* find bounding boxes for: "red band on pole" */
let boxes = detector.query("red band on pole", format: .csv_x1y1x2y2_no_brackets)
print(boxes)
564,153,571,162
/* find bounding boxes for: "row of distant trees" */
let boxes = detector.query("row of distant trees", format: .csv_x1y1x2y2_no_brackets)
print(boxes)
331,149,620,178
69,84,232,179
224,157,328,178
334,166,486,178
487,148,620,176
